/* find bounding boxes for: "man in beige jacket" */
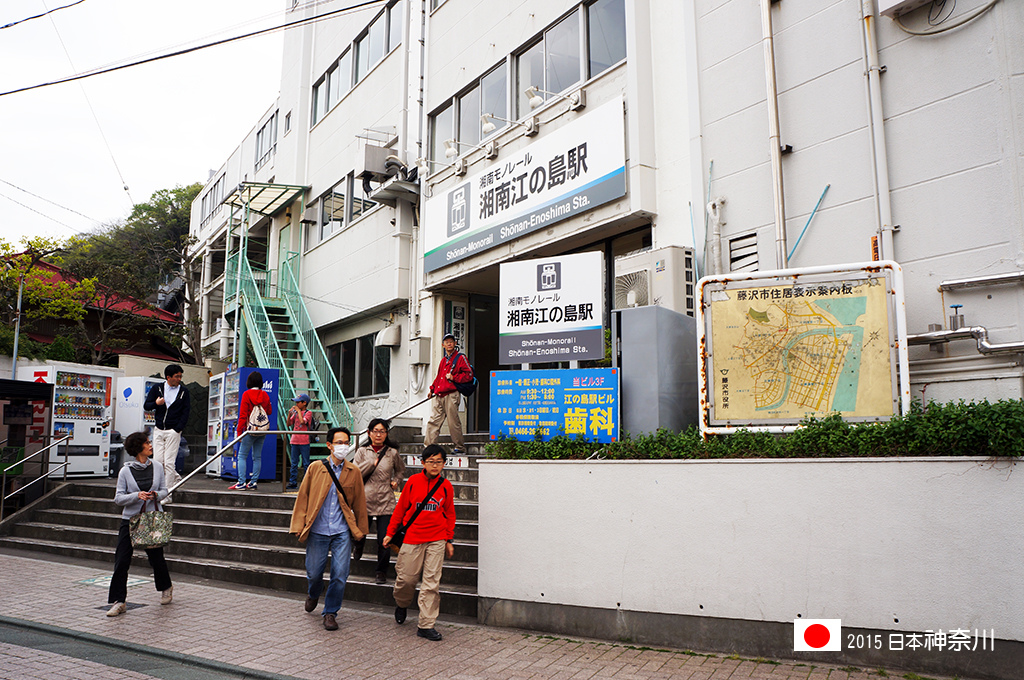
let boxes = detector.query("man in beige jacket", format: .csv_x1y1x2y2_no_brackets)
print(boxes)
289,427,368,630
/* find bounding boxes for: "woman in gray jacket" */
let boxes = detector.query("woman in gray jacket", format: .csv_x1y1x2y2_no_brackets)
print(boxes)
106,431,173,616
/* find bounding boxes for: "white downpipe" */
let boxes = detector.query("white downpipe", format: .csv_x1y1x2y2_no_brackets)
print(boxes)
861,0,896,261
760,0,788,269
707,198,725,275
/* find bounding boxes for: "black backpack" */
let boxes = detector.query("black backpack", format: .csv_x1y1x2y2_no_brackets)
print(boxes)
451,353,478,396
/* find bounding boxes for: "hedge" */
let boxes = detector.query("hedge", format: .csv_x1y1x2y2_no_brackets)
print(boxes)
485,399,1024,460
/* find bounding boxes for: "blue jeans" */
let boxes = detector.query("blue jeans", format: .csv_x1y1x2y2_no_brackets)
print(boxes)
237,433,265,483
305,530,352,616
288,443,311,486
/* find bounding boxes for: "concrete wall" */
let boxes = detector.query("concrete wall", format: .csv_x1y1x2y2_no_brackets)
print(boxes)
478,458,1023,677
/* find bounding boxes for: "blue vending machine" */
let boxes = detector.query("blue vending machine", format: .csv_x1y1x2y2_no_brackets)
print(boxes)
219,366,279,481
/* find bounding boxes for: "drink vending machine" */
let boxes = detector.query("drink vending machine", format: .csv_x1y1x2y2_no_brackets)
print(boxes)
25,362,122,476
206,367,279,481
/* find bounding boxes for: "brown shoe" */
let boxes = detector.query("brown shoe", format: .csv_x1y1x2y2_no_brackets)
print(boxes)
323,613,338,630
375,571,386,584
304,596,318,613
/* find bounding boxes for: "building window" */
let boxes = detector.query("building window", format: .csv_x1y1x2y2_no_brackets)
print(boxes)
319,181,346,242
349,172,377,222
284,111,292,134
587,0,626,78
430,103,454,162
517,9,582,116
480,64,508,134
255,111,278,170
458,85,481,147
431,0,446,10
329,334,390,398
200,175,226,226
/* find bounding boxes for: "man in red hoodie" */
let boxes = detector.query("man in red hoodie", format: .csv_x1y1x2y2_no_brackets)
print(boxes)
424,333,472,454
383,444,455,641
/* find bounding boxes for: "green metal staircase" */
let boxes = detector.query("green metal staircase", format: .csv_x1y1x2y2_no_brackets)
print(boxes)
226,252,353,439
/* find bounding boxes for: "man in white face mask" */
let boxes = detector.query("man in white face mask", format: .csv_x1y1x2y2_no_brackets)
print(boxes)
289,427,368,631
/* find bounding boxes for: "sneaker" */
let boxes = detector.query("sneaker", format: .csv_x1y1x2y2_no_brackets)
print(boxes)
452,447,466,455
286,483,298,490
227,483,245,490
375,571,386,584
246,482,258,491
394,606,407,624
160,586,173,605
106,602,126,617
417,627,443,641
323,613,339,631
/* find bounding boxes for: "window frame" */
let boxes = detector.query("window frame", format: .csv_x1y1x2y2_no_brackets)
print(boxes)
329,333,391,399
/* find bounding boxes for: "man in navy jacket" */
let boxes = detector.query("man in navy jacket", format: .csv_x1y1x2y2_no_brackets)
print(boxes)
144,364,191,499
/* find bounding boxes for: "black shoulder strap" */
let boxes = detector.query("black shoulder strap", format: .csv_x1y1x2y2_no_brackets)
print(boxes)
322,458,351,508
399,474,445,533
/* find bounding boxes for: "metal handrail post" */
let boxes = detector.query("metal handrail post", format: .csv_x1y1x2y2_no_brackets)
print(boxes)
3,463,69,504
1,434,72,519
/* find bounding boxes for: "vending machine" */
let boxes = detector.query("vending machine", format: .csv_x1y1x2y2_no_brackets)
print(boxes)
205,372,225,477
114,376,164,438
212,367,279,481
24,362,122,476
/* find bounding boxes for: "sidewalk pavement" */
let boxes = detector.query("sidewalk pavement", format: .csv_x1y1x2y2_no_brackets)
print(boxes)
0,552,959,680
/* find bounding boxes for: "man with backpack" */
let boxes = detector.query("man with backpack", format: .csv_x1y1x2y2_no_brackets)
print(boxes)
423,333,472,454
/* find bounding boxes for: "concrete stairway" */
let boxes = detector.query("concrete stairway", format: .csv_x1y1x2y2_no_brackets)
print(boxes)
0,435,489,617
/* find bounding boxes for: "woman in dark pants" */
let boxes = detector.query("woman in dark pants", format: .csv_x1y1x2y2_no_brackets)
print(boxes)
107,431,173,616
353,418,405,583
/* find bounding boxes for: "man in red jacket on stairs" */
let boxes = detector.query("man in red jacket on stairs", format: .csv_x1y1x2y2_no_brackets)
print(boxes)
423,333,472,454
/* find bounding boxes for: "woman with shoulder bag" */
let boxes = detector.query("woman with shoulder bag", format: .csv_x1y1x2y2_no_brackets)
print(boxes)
353,418,405,583
107,431,173,617
231,371,272,491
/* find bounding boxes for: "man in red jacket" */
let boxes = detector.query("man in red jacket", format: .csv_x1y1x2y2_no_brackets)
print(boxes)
424,333,471,454
383,444,455,641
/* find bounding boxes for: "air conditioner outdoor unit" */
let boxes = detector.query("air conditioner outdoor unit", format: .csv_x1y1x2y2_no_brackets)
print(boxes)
613,246,696,317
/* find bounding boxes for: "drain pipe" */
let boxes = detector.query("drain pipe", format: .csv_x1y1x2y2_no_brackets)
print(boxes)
861,0,896,261
907,326,1024,355
760,0,788,268
706,198,725,275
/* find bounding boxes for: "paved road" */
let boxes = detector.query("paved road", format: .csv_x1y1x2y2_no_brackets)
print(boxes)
0,552,956,680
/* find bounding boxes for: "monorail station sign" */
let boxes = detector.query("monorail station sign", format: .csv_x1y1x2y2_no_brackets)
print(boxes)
423,99,626,272
499,252,605,363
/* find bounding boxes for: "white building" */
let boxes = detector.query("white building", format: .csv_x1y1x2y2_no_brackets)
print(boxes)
188,0,1024,434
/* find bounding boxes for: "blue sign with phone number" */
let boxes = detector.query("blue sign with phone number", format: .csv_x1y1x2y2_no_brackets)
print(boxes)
489,368,619,443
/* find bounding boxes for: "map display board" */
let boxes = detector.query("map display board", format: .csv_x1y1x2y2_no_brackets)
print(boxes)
490,368,619,443
698,262,908,434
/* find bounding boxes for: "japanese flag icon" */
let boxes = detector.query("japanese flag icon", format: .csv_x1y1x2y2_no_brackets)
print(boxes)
793,619,842,651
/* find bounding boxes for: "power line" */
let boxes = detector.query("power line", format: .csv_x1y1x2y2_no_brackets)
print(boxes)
0,190,86,234
0,0,386,98
0,178,101,222
0,0,87,30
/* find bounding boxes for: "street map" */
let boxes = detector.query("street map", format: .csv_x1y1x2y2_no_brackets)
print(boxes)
709,277,894,423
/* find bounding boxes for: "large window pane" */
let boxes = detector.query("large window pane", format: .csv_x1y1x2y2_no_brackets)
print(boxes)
374,345,390,394
388,1,403,51
517,41,544,117
430,104,453,162
368,12,386,68
459,85,480,147
355,34,370,81
312,79,328,125
338,50,352,97
357,336,374,396
341,339,356,398
320,181,345,240
588,0,626,77
481,64,507,134
546,9,581,95
327,67,340,111
349,173,376,222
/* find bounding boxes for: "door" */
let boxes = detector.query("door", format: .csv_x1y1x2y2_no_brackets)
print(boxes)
468,294,499,433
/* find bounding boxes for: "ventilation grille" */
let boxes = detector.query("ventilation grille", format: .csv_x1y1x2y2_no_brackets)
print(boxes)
729,233,758,272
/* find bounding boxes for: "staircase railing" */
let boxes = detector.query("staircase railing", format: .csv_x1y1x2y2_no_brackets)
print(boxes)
226,254,298,421
279,252,353,429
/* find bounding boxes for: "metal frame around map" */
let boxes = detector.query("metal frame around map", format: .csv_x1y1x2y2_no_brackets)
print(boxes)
696,260,909,435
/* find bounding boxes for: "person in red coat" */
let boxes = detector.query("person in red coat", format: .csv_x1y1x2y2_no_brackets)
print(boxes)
424,333,472,453
231,371,273,490
383,444,455,641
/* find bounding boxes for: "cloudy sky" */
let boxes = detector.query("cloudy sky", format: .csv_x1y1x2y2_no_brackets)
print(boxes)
0,0,286,242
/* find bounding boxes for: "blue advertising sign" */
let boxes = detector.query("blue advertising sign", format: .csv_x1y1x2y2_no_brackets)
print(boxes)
490,368,619,443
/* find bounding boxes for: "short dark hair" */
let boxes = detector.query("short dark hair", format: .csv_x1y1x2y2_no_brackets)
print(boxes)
327,427,351,445
124,431,149,458
421,444,447,462
164,364,183,378
246,371,264,390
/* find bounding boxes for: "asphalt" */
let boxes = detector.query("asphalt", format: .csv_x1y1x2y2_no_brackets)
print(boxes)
0,549,963,680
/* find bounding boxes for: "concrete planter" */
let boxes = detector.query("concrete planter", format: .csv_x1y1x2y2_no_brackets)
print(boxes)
478,457,1022,680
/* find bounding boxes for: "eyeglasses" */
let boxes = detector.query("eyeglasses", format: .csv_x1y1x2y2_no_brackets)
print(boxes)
423,459,445,466
370,428,388,434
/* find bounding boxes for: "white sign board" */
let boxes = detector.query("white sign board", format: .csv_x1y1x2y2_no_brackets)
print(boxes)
499,251,605,363
423,99,626,272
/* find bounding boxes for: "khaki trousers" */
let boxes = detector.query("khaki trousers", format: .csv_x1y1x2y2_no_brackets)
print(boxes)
152,428,182,493
424,391,463,449
393,540,446,629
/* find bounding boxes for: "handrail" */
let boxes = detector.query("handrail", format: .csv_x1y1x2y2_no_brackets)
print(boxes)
279,252,353,429
3,463,68,502
1,434,72,519
2,434,72,474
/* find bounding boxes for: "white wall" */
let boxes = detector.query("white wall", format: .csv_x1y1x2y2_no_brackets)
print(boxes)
479,458,1024,641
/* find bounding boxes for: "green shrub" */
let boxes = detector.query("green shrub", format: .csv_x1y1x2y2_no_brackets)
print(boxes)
484,400,1024,460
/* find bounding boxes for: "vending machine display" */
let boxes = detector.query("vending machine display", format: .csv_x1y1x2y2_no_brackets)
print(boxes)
213,367,279,481
114,376,163,438
205,373,225,477
25,363,122,476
